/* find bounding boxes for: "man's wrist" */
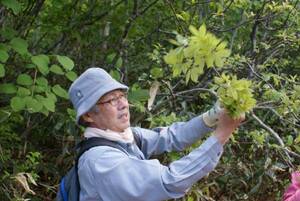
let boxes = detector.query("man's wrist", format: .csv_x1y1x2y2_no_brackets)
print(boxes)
213,132,229,145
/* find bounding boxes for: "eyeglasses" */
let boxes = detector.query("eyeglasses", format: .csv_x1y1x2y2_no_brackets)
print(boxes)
96,93,128,106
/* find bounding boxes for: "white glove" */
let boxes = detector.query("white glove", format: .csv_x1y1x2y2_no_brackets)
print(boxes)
202,102,224,127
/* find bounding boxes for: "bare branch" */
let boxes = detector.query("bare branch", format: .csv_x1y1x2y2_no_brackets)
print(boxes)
251,112,296,167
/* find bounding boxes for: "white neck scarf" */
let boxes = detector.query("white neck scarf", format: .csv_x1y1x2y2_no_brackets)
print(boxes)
84,127,134,143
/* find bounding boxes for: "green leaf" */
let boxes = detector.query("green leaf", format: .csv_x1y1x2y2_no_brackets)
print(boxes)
65,71,78,81
36,77,48,87
0,83,17,94
56,55,74,71
106,53,116,63
50,64,64,75
198,24,207,36
150,67,163,79
42,97,55,112
10,37,28,55
46,92,57,103
10,96,25,111
176,13,185,21
189,25,199,36
52,85,68,99
110,70,120,81
286,135,293,146
164,49,178,65
17,87,31,97
35,95,55,112
187,196,194,201
0,50,9,62
39,107,49,116
31,55,50,75
205,55,214,68
128,89,149,102
16,74,33,86
167,39,181,46
115,57,123,68
25,96,43,113
0,64,5,78
1,0,22,15
34,85,47,93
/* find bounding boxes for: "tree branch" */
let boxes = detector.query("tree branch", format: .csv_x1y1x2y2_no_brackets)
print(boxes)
251,112,298,167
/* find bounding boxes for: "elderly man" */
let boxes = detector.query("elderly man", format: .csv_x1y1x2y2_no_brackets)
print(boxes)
68,67,243,201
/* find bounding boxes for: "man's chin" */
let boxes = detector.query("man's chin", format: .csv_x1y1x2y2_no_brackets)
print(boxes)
117,123,130,132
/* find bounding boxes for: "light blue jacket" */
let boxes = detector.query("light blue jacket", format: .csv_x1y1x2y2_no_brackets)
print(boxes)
78,116,223,201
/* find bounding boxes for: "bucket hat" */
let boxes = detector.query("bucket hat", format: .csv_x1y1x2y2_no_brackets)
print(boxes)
68,67,128,124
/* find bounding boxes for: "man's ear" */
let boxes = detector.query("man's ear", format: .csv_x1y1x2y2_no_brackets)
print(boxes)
81,113,94,123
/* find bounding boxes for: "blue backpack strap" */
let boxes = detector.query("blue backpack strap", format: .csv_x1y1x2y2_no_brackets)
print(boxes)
76,138,127,160
59,177,68,201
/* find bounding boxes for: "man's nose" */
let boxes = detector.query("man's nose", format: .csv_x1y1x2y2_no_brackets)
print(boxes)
117,97,129,109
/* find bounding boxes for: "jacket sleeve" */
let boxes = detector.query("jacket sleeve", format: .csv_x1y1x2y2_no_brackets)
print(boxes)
78,135,223,201
133,115,214,159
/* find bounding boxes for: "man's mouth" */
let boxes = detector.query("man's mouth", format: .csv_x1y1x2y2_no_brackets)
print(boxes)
118,113,128,120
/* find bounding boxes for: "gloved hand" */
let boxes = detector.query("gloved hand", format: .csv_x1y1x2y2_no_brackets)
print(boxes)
202,102,224,128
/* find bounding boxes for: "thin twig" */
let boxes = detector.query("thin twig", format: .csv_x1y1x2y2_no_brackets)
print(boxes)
175,87,217,98
164,0,186,34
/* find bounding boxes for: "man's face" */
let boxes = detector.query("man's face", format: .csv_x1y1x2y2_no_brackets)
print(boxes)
85,89,130,132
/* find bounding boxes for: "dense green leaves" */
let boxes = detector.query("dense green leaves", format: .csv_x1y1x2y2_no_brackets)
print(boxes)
164,24,231,83
36,95,55,112
1,0,22,14
214,74,256,118
25,96,43,113
0,27,17,40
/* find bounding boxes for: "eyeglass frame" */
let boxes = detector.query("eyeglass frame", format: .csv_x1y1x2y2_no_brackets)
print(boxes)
96,92,128,106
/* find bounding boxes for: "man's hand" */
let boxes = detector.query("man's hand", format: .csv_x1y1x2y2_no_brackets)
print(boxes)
214,110,245,145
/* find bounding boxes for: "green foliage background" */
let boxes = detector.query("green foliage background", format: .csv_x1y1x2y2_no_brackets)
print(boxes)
0,0,299,200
